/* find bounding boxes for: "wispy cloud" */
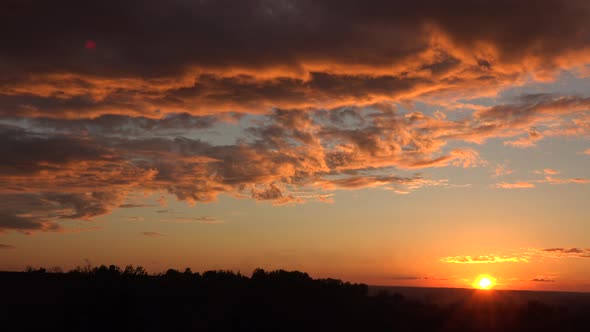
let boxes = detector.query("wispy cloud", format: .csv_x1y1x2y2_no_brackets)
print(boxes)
495,182,536,189
542,176,590,185
533,169,559,175
535,247,590,258
531,278,556,282
530,273,559,283
387,275,448,281
440,255,529,264
119,204,155,209
492,163,513,177
161,216,224,224
503,128,544,148
442,247,590,264
387,275,423,280
495,168,590,189
141,231,165,237
193,217,225,224
55,226,102,234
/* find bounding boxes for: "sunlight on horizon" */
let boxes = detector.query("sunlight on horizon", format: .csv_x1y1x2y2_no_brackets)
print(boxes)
473,275,496,290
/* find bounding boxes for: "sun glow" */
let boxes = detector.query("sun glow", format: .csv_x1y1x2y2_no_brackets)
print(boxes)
473,274,496,290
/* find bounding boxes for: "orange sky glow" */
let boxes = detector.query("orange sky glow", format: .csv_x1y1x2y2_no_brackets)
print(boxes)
1,0,590,292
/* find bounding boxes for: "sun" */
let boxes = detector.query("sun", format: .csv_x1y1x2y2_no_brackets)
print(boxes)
473,274,496,290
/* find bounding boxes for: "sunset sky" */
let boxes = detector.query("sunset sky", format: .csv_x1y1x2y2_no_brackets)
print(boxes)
1,0,590,292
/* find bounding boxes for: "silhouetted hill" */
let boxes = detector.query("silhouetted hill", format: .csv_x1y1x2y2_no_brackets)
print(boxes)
2,266,589,331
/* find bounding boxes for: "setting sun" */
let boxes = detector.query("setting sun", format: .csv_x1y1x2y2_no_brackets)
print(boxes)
473,275,496,290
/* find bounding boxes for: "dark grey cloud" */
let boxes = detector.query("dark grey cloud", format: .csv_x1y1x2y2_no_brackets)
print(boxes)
0,192,127,232
45,192,126,219
0,114,218,139
0,212,49,231
475,94,590,129
251,184,296,203
0,124,116,176
26,113,216,134
2,0,588,78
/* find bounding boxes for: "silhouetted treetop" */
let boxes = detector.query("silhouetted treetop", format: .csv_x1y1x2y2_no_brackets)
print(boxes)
3,264,588,332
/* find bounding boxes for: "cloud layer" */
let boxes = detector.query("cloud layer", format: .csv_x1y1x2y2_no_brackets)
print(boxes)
2,1,590,118
2,1,590,232
3,92,590,232
441,248,590,264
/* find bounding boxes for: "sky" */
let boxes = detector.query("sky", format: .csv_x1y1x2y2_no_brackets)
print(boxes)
1,0,590,292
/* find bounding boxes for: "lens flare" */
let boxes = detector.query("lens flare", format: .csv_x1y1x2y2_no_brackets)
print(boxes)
85,40,97,49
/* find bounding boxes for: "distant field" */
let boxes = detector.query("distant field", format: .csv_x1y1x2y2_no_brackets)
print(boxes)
370,285,590,307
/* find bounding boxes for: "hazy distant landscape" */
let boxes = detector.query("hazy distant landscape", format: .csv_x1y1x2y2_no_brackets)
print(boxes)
370,285,590,307
3,266,590,332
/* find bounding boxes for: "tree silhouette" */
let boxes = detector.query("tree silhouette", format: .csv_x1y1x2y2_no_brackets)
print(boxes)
3,264,588,332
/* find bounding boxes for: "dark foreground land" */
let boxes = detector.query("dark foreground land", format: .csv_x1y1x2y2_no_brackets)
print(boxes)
2,266,590,332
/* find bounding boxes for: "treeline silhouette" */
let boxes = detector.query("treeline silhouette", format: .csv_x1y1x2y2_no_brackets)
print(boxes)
2,265,589,331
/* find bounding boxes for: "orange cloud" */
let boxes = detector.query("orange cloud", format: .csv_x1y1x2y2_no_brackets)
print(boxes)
441,255,529,264
542,169,559,175
543,176,590,184
442,247,590,264
495,182,536,189
494,168,590,189
492,163,513,177
503,128,544,148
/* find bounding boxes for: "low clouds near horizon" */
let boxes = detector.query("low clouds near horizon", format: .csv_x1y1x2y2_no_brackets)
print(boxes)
441,248,590,264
